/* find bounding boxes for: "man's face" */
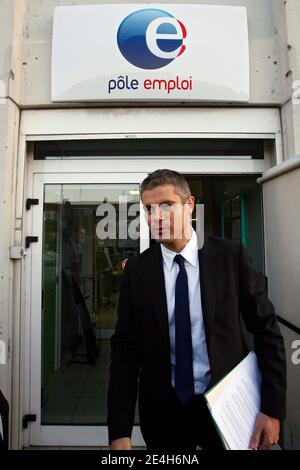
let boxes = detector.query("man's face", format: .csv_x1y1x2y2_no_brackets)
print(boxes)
141,184,195,244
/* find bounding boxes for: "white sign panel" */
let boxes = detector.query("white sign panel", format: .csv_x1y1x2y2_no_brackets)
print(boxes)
51,4,249,102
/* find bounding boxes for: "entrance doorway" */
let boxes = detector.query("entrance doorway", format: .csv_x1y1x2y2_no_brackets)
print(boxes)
25,137,267,447
29,172,148,446
28,170,264,447
17,106,280,448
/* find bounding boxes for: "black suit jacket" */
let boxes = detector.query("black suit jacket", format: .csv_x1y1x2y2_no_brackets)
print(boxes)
107,236,287,444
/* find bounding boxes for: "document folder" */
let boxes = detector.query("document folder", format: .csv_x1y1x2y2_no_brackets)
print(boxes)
204,352,262,450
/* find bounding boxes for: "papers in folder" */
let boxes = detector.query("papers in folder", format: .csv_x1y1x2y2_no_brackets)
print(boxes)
204,352,262,450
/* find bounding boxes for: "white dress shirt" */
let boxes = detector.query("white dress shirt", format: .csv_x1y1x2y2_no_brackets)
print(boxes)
160,229,211,394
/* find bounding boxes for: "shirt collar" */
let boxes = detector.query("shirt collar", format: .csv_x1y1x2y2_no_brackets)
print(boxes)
160,228,199,272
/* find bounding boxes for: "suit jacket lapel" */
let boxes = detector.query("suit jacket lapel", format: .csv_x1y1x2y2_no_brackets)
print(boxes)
198,240,220,352
145,243,171,350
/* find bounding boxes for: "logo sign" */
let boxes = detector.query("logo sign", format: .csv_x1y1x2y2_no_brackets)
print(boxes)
117,9,186,70
52,4,249,102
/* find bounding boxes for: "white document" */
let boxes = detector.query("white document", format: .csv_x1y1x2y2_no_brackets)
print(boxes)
204,352,262,450
0,340,6,364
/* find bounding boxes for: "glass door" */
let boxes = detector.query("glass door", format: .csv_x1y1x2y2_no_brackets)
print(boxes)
29,173,148,446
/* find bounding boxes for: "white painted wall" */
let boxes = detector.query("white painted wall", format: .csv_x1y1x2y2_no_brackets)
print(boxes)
0,1,14,395
261,161,300,448
267,3,300,445
0,0,24,448
263,166,300,329
283,0,300,158
280,323,300,448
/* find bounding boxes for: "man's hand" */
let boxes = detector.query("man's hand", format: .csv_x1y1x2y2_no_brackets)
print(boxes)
249,412,280,450
110,438,132,450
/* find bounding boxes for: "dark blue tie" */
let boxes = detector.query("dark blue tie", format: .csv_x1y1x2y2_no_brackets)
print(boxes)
174,254,194,404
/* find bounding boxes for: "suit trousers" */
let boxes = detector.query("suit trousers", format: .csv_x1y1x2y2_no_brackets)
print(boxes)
145,389,224,452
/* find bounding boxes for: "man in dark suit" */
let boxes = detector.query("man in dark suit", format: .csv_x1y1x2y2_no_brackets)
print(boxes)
107,169,286,451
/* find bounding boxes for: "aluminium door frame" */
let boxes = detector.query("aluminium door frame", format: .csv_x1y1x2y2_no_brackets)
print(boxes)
28,171,148,446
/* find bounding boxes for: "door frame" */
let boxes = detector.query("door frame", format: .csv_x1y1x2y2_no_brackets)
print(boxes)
28,171,149,446
13,106,282,448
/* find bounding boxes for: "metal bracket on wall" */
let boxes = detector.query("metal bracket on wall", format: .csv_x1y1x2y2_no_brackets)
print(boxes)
26,198,39,211
22,414,37,429
25,236,38,249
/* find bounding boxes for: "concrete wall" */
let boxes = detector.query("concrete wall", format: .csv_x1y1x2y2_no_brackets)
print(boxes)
272,2,300,443
282,0,300,159
264,167,300,329
280,323,300,449
262,163,300,447
0,0,21,404
20,0,290,106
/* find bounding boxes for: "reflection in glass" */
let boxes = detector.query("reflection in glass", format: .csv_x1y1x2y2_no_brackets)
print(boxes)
42,184,140,425
186,175,264,273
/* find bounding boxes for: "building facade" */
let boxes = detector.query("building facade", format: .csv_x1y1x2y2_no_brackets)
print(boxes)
0,0,299,449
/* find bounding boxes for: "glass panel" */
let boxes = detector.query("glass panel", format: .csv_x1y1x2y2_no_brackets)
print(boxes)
35,139,264,160
183,174,263,369
186,175,264,273
149,174,264,272
41,184,140,425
